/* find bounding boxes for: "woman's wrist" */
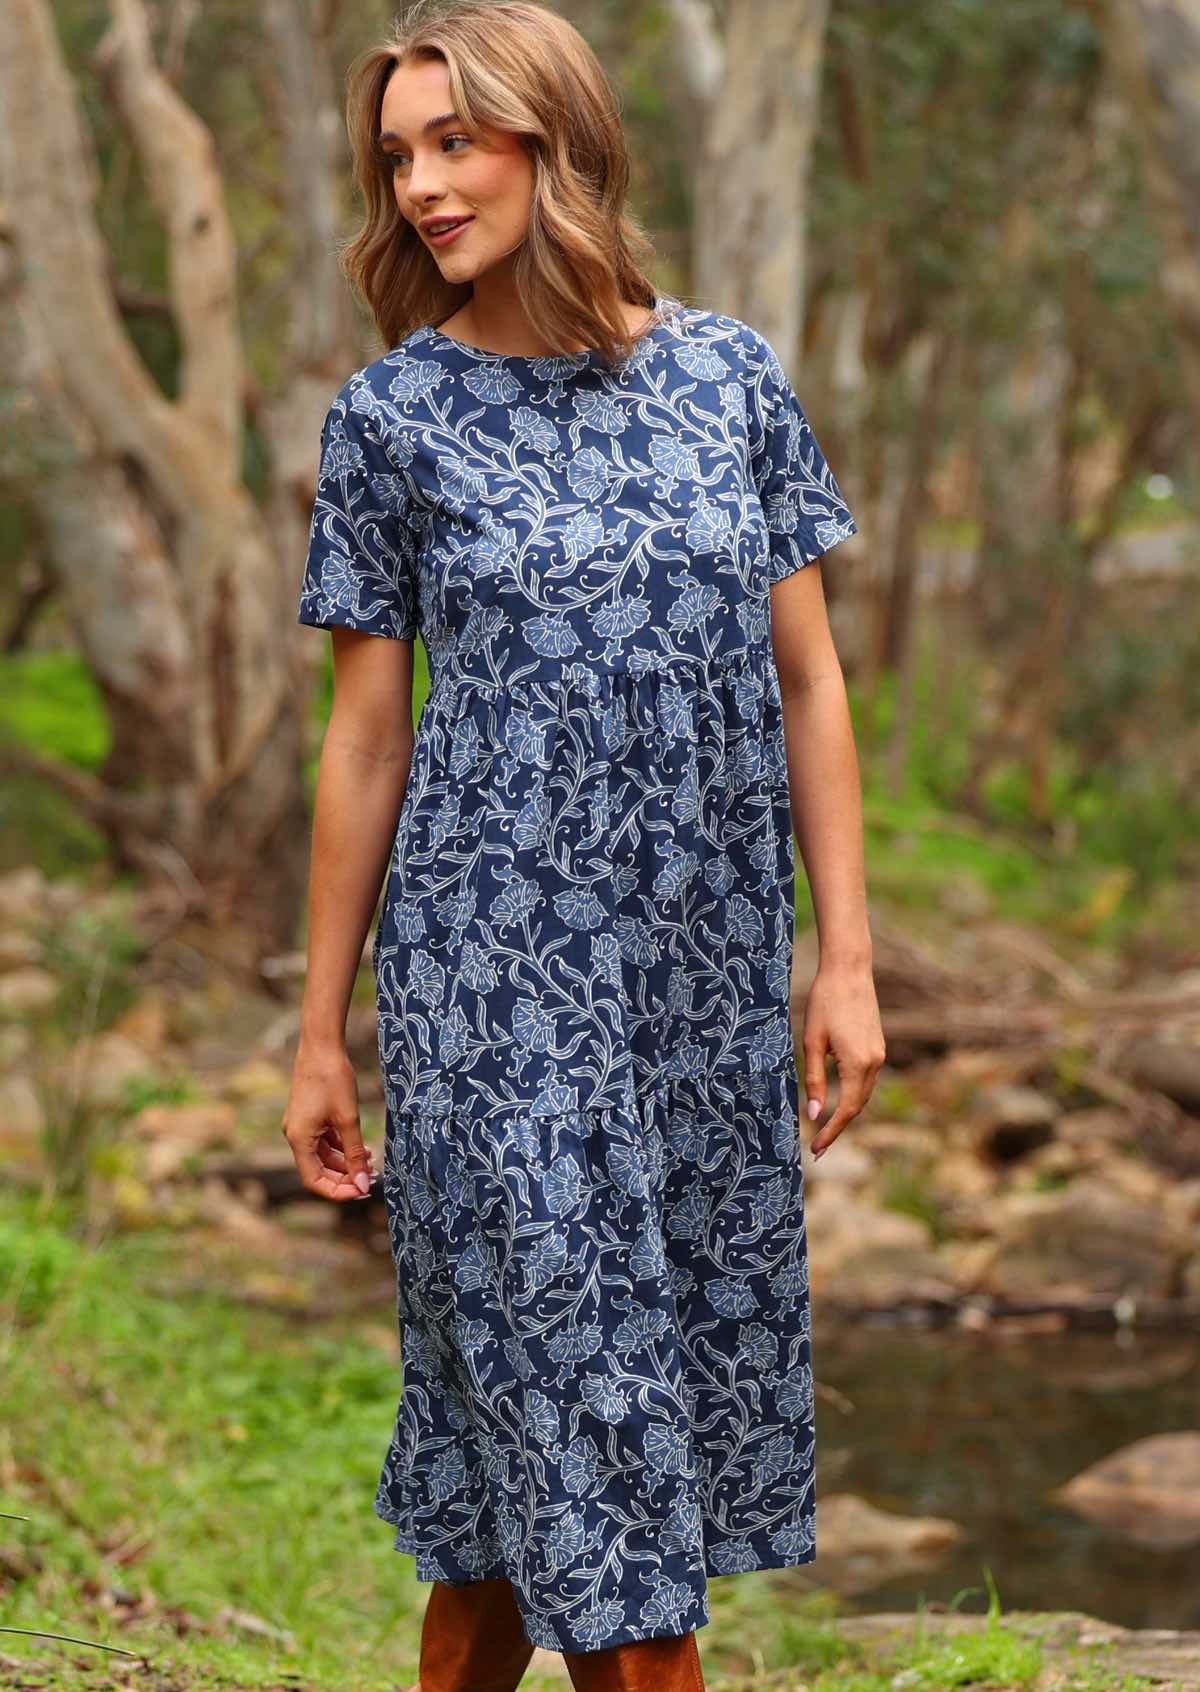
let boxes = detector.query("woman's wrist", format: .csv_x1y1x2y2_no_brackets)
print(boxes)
816,938,874,972
297,1015,350,1057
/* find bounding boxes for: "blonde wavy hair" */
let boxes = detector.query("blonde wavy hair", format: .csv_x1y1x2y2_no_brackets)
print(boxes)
339,0,664,369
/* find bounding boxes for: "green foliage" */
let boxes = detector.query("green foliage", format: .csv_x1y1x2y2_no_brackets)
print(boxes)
872,1076,921,1120
0,654,110,875
876,1570,1042,1689
774,1592,865,1679
1031,1167,1074,1192
0,1209,84,1325
28,893,148,1033
0,654,108,772
879,1158,951,1242
120,1072,200,1116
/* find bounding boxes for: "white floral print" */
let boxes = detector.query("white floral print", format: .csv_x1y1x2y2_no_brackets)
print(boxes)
297,295,857,1651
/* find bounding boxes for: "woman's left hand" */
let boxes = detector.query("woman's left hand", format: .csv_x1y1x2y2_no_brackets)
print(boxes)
801,960,886,1159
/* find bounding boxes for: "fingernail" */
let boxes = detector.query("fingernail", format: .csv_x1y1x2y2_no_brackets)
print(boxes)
354,1172,371,1195
807,1099,821,1121
812,1146,825,1160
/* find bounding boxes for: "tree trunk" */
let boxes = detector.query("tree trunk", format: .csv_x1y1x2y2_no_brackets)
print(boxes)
668,0,833,357
0,0,359,960
1109,0,1200,437
883,330,956,801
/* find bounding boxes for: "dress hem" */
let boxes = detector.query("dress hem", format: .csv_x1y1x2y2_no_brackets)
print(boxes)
373,1497,817,1651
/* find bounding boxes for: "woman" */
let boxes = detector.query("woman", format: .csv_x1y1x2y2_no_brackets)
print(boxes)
283,2,886,1687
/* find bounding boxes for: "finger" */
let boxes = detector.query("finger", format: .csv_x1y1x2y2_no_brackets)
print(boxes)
289,1116,374,1197
803,1039,829,1125
288,1130,364,1200
319,1150,378,1187
811,1072,871,1156
310,1165,373,1202
323,1125,376,1164
333,1113,374,1196
318,1133,376,1173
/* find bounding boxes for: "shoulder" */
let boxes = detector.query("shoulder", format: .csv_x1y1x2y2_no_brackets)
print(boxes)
659,299,783,382
325,354,396,416
320,355,421,467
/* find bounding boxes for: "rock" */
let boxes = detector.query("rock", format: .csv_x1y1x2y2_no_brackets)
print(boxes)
1050,1432,1200,1550
0,968,59,1015
929,1146,1000,1218
1164,1178,1200,1235
852,1123,942,1164
0,1073,43,1140
0,867,49,923
1054,1106,1135,1152
42,875,92,919
0,1024,31,1067
970,1083,1057,1164
807,1137,875,1191
1021,1141,1080,1181
1102,1155,1174,1209
981,1176,1191,1301
191,1177,297,1251
1123,1038,1200,1115
811,1492,965,1595
0,931,43,970
0,1074,46,1179
78,1028,156,1109
807,1197,957,1305
137,1100,239,1182
112,991,171,1057
224,1058,291,1102
934,1238,1001,1293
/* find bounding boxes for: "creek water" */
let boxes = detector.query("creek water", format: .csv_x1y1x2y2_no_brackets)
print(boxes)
812,1318,1200,1630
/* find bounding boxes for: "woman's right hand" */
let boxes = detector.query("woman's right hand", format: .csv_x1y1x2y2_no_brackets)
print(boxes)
281,1040,378,1201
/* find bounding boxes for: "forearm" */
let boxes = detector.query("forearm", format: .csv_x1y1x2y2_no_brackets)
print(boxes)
300,724,413,1048
780,671,872,968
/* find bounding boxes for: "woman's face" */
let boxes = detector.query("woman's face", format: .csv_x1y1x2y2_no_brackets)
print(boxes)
379,56,534,283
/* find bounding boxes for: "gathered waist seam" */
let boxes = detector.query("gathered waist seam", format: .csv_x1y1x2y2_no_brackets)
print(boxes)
426,645,774,703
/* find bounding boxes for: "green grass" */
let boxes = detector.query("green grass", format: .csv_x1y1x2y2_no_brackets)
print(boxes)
0,1191,425,1691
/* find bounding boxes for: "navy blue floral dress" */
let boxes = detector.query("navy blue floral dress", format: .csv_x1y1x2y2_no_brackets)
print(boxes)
297,294,857,1654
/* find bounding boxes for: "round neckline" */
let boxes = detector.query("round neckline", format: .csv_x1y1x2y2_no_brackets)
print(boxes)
421,295,678,367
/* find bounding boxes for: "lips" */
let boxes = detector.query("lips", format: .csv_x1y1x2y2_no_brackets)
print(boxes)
425,216,473,242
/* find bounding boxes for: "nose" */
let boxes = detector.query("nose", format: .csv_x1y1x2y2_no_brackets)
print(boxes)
403,152,450,212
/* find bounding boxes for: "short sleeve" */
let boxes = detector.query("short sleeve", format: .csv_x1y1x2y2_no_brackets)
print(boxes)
297,375,419,641
744,328,859,585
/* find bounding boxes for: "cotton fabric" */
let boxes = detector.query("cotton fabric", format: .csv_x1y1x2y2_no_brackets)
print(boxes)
297,294,858,1652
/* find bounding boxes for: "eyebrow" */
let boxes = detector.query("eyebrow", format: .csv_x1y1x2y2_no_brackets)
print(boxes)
377,112,462,147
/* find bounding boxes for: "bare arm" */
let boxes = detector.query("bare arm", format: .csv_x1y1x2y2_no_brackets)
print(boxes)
769,563,885,1156
283,628,415,1200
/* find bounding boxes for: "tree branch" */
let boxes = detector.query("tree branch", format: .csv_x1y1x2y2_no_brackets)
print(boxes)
94,0,242,473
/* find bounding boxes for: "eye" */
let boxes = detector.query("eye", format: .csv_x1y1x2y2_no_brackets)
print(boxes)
381,134,471,172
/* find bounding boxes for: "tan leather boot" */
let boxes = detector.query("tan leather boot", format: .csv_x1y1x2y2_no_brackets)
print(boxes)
562,1630,706,1691
416,1576,537,1692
